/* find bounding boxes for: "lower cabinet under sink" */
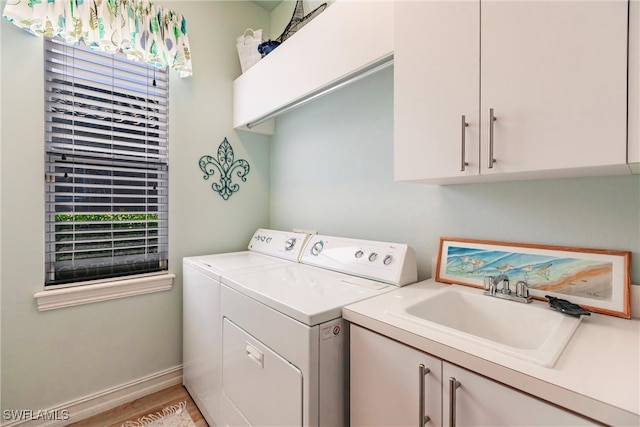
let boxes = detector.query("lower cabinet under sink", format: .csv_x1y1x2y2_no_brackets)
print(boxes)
350,324,597,427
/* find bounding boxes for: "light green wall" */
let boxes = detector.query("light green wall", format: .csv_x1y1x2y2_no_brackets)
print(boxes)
270,67,640,285
0,1,271,413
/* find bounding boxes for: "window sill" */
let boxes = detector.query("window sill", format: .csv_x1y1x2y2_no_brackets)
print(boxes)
34,273,175,311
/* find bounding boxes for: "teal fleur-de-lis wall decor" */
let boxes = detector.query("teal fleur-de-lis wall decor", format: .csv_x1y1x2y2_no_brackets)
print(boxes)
199,138,250,200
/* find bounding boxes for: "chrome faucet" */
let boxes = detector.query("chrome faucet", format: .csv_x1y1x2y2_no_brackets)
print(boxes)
484,275,532,303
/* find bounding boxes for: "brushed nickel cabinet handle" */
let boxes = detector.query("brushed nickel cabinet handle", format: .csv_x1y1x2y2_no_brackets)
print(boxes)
449,377,461,427
460,115,469,172
488,108,497,169
419,364,431,426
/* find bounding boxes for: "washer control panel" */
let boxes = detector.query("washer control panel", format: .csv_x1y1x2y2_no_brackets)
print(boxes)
248,229,311,261
300,235,417,286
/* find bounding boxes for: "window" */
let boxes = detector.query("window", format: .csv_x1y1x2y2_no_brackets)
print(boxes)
44,37,169,287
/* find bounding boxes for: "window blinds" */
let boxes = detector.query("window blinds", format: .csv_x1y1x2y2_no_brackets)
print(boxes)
44,37,169,287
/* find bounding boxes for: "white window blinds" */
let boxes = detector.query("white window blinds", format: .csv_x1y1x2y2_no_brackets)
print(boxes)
44,37,169,287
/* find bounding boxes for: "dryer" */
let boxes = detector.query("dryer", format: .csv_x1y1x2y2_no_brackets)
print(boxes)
219,234,417,426
182,229,310,426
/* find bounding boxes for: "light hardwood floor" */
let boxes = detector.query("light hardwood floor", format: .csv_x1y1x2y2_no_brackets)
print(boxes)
67,384,208,427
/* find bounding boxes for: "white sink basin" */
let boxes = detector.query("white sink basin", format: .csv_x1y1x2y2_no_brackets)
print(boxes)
388,285,582,367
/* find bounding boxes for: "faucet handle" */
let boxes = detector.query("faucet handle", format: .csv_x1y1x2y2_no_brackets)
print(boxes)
483,276,494,291
515,281,529,298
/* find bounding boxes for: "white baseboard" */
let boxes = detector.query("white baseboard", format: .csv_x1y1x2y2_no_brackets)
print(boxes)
1,366,182,427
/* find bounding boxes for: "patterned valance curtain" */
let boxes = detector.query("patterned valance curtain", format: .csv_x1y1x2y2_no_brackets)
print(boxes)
2,0,192,77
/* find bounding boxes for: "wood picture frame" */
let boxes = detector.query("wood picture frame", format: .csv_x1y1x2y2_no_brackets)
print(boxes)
436,237,631,318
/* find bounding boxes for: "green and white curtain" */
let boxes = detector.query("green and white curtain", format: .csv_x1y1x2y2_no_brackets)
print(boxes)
2,0,192,77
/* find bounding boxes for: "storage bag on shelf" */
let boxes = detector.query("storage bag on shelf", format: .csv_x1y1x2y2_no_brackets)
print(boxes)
236,28,264,73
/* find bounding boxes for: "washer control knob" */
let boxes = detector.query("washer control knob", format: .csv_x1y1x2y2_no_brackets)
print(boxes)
368,252,378,262
284,238,296,251
266,237,272,243
311,241,324,256
355,250,364,258
383,255,393,265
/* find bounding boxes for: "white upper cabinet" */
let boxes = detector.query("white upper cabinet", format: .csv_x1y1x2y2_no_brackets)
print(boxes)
629,0,639,173
394,0,480,182
394,0,630,184
233,1,393,135
480,1,628,177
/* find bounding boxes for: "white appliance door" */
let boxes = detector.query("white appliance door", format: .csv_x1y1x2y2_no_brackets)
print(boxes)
222,318,303,426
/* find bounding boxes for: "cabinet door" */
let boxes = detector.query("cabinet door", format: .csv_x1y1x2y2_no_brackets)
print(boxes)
480,1,628,176
350,325,442,427
443,362,596,426
629,0,639,171
394,1,480,182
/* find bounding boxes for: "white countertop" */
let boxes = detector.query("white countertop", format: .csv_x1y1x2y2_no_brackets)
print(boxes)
343,279,640,426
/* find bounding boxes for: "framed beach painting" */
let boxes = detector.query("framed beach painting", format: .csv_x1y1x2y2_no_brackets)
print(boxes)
436,237,631,318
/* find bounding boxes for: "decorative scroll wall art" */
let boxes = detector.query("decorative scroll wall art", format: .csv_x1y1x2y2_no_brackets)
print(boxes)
436,237,631,318
199,138,250,201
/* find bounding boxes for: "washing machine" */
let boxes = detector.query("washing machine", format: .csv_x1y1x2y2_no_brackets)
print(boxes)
219,234,417,427
182,229,311,427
